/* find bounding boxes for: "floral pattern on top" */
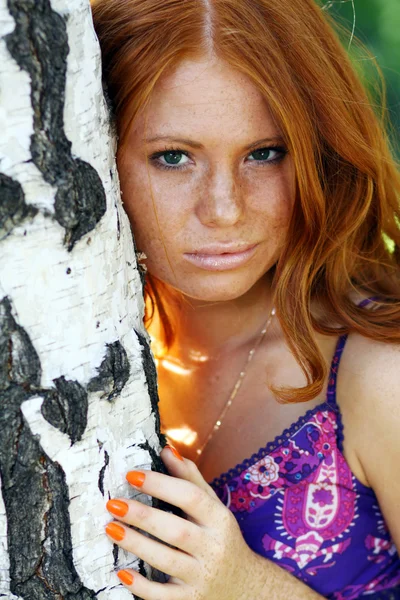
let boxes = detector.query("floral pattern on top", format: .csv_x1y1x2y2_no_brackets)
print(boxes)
209,328,400,600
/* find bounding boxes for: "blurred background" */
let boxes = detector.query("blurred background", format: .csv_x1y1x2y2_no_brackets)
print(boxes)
326,0,400,154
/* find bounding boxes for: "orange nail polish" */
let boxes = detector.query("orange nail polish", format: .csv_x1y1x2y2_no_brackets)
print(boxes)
126,471,146,487
106,499,129,517
105,522,125,541
165,443,184,461
117,569,134,586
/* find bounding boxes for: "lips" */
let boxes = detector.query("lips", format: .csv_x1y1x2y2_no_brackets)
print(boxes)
189,243,257,255
183,243,258,271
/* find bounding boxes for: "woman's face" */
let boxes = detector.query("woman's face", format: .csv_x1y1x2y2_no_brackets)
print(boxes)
118,56,295,302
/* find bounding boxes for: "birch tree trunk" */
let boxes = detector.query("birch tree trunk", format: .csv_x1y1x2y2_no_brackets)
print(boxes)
0,0,167,597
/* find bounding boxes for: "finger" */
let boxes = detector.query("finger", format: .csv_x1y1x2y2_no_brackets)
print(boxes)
106,497,204,555
125,469,220,526
161,445,220,500
105,521,194,581
115,568,187,600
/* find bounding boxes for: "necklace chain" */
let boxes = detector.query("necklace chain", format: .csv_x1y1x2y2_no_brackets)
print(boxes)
195,305,276,462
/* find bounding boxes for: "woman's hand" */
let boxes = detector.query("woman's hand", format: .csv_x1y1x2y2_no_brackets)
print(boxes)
104,444,265,600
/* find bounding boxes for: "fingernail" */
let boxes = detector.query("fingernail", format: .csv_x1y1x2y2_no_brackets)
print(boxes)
165,443,184,461
105,522,125,541
106,499,129,517
126,471,146,488
117,569,134,585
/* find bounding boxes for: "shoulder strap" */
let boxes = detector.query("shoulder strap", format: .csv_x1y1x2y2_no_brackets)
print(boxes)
326,333,348,408
325,296,378,452
326,296,379,406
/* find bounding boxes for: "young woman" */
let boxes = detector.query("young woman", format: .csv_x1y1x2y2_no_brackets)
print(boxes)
91,0,400,598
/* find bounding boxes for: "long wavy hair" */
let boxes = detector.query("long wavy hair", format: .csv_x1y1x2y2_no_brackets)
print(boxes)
91,0,400,402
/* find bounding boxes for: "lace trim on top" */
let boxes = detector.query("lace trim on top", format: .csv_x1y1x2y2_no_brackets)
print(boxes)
208,400,331,488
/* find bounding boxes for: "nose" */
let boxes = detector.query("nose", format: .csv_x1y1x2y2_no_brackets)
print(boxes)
195,165,244,228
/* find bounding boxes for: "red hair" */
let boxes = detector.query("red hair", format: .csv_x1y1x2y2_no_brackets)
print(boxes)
91,0,400,402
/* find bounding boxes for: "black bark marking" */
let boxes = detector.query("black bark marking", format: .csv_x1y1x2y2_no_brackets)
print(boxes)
0,173,37,241
135,330,166,445
87,341,130,402
129,226,146,291
137,439,180,520
135,332,176,515
115,201,121,241
0,297,96,598
138,559,147,579
112,544,119,568
97,450,109,496
137,439,166,479
41,377,88,445
5,0,106,252
133,330,182,533
0,297,41,390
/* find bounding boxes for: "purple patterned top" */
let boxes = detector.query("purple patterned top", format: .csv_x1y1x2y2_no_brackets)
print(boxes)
209,301,400,599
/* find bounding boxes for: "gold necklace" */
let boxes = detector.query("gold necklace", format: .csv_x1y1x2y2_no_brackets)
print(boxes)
195,305,276,462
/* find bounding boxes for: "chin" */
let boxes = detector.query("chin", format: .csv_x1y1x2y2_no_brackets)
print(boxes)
166,274,265,304
146,258,274,303
183,288,250,303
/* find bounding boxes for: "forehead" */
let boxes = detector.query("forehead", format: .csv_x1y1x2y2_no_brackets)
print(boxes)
131,56,280,141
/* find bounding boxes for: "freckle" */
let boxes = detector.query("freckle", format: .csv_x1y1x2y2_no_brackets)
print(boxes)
66,268,71,274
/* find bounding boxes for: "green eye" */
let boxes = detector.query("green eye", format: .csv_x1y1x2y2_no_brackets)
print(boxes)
250,148,273,161
163,151,185,165
247,146,287,165
150,148,191,170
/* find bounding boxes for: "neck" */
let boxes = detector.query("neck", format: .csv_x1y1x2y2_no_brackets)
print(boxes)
148,271,275,363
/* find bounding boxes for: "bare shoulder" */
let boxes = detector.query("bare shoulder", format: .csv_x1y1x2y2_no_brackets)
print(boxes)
344,331,400,390
340,331,400,445
339,332,400,549
340,289,400,416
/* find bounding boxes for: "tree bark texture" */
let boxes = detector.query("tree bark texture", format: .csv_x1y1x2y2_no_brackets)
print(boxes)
0,0,168,597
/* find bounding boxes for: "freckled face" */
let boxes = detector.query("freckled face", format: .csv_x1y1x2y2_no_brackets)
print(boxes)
117,56,295,302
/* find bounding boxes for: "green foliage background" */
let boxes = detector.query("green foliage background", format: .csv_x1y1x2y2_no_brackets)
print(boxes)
327,0,400,152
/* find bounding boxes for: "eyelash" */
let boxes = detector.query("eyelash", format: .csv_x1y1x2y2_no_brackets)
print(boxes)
149,145,288,172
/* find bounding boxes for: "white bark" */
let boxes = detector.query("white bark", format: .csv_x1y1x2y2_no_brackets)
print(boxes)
0,0,164,597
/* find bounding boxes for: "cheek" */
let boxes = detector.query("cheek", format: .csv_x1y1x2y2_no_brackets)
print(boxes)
117,162,189,270
247,168,294,227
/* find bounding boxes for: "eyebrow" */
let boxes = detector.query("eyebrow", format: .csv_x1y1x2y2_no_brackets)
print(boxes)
143,135,286,150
